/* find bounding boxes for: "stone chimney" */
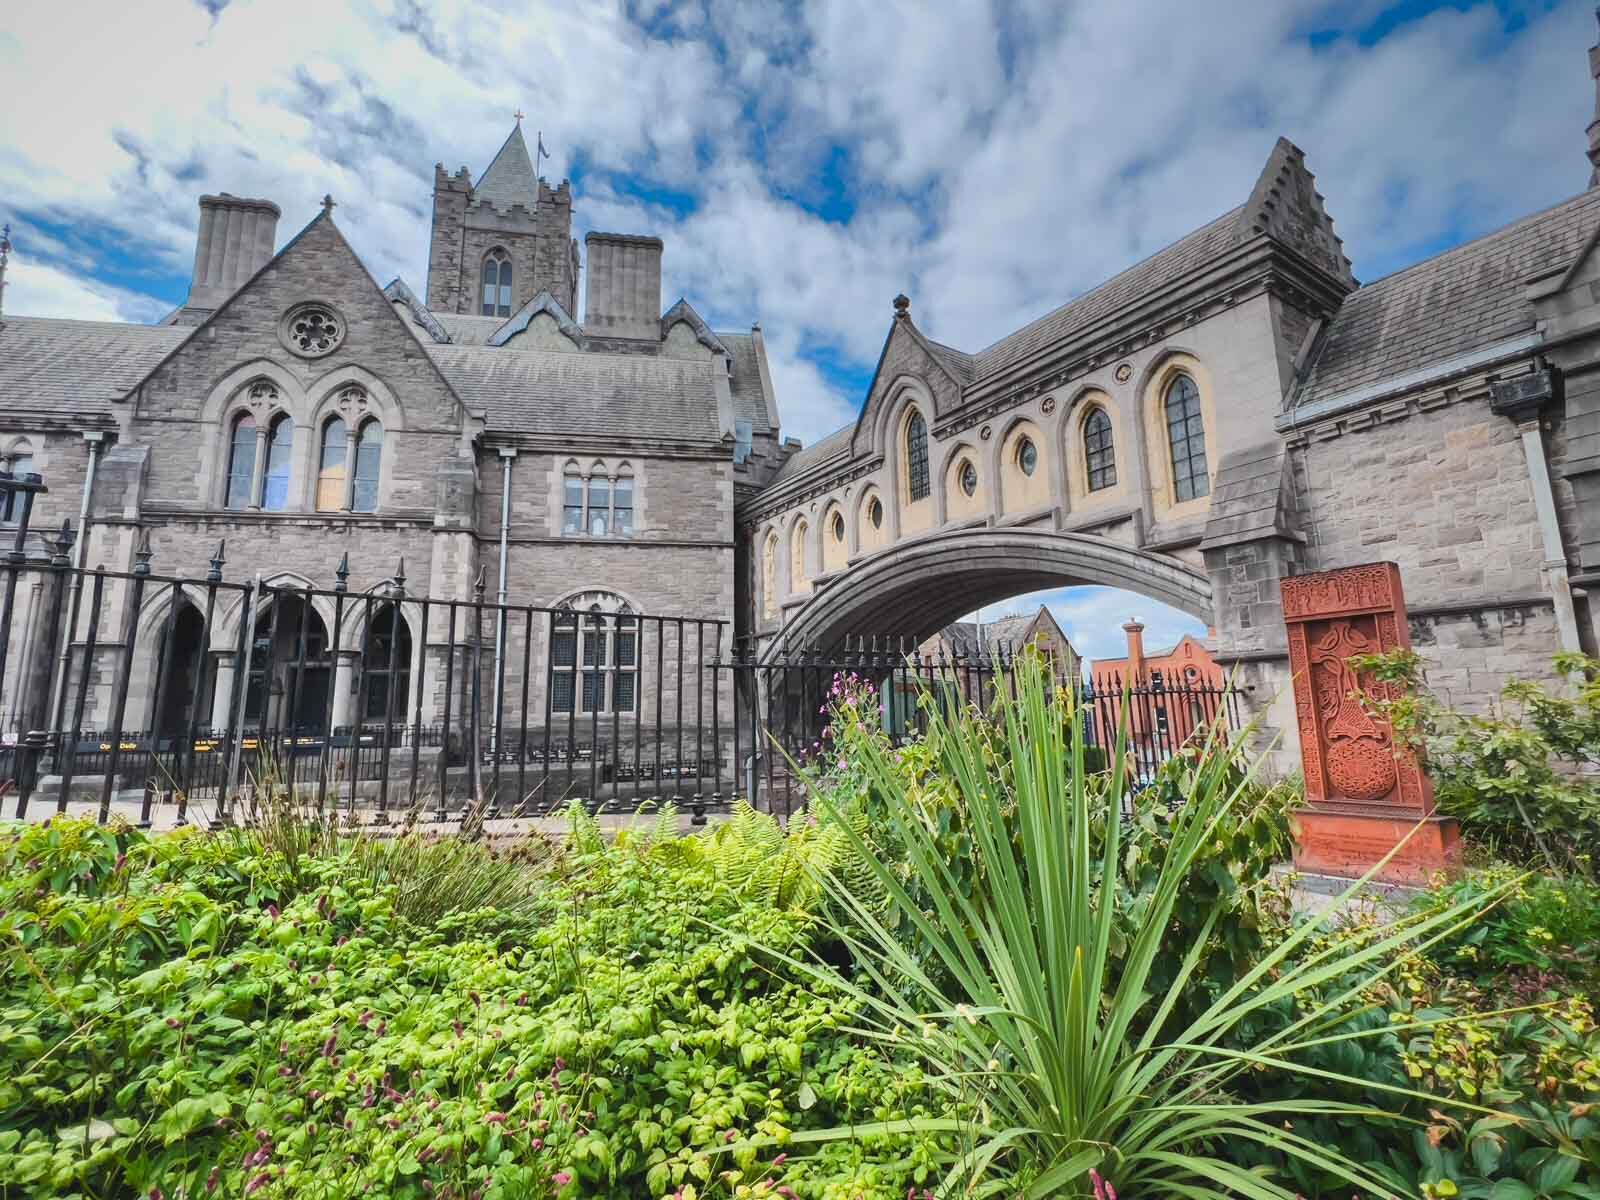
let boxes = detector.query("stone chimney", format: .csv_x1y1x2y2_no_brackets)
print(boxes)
583,232,662,340
187,193,281,310
1122,617,1147,684
1589,8,1600,186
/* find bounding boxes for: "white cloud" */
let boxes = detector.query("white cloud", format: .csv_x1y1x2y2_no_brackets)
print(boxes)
2,0,1593,456
4,258,172,324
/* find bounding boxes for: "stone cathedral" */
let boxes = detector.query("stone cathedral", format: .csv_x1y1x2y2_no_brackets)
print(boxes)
8,20,1600,765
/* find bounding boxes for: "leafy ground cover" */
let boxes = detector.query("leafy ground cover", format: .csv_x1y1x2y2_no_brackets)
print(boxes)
3,655,1598,1199
0,809,942,1200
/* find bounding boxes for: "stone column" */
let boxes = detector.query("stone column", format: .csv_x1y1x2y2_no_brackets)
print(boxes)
210,653,237,730
331,649,359,730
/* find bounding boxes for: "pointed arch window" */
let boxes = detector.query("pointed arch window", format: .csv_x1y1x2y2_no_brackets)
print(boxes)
762,531,779,619
1164,374,1209,502
316,417,348,512
790,519,809,591
905,410,930,502
226,414,258,510
1084,407,1116,492
261,415,294,511
352,420,383,512
482,250,512,317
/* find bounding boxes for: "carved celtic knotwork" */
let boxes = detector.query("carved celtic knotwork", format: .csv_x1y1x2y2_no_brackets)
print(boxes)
1308,621,1397,803
1280,562,1433,818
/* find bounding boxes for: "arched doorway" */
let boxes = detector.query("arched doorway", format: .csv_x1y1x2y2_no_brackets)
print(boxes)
152,603,212,737
244,594,332,732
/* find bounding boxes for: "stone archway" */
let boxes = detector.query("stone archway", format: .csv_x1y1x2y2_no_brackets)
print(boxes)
766,527,1211,662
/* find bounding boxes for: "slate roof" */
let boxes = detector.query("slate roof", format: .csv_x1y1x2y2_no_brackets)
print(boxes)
772,423,854,483
424,344,724,442
720,332,773,436
431,314,506,345
475,124,540,211
0,317,191,414
1294,187,1600,409
925,337,975,385
940,614,1037,654
972,206,1247,381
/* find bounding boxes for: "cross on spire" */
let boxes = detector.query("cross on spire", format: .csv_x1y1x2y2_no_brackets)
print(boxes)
514,108,525,124
321,193,336,215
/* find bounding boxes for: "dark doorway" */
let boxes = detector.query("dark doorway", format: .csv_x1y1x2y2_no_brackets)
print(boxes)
154,603,212,738
360,604,412,725
244,595,332,732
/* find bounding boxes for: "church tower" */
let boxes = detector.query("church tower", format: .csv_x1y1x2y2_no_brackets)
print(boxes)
426,121,580,317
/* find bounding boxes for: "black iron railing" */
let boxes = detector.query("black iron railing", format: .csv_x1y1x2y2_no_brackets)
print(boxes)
0,470,1246,827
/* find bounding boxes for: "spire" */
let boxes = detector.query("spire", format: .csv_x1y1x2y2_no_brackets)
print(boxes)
476,122,539,210
1588,8,1600,186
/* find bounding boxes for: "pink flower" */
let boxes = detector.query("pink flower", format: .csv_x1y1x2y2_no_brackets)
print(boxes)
149,1188,164,1200
266,904,279,919
552,1172,572,1187
245,1174,270,1196
484,1112,507,1125
772,1153,787,1167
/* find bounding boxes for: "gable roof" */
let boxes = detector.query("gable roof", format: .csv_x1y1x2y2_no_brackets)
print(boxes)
118,207,466,413
475,124,539,211
488,290,584,348
938,607,1077,658
720,331,774,436
430,313,506,345
1293,186,1600,411
661,298,729,355
0,317,190,418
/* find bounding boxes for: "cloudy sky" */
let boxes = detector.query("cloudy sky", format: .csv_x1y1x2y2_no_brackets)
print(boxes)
2,0,1593,661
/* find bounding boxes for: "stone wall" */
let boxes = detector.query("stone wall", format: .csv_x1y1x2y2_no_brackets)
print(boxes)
1291,389,1568,705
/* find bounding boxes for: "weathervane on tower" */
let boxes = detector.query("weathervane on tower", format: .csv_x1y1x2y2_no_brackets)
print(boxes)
0,222,11,323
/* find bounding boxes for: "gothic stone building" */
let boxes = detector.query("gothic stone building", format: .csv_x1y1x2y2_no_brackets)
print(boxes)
742,29,1600,764
0,123,781,742
10,26,1600,770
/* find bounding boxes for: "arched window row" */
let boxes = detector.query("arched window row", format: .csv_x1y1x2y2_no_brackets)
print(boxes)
316,415,384,513
550,592,637,714
482,249,513,318
561,461,635,538
221,379,390,515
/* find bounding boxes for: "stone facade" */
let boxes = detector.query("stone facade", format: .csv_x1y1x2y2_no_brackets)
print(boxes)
0,123,776,749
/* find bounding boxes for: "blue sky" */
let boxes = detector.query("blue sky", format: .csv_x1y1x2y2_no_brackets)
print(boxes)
2,0,1592,660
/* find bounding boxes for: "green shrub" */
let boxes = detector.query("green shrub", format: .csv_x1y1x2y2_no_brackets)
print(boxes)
0,812,940,1200
1353,649,1600,876
1414,869,1600,992
769,652,1514,1200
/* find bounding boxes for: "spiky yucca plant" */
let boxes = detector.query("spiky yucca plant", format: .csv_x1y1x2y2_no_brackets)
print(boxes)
764,653,1520,1199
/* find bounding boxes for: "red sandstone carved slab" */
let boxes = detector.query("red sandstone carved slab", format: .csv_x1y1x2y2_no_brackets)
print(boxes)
1280,562,1457,884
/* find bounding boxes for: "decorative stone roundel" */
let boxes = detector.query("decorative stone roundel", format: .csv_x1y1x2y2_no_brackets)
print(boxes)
1040,395,1056,415
281,303,345,358
1114,362,1133,383
979,424,992,441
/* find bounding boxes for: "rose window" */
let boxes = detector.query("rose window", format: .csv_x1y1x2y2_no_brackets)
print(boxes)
283,304,344,357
